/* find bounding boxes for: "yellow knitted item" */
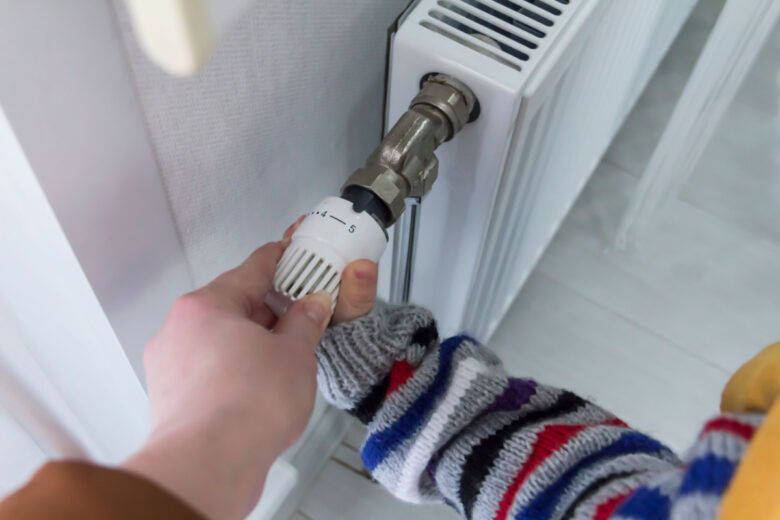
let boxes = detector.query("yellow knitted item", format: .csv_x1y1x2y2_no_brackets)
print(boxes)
719,341,780,520
721,341,780,413
719,400,780,519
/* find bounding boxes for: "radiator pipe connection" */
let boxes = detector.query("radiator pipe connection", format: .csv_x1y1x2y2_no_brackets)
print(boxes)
341,73,478,228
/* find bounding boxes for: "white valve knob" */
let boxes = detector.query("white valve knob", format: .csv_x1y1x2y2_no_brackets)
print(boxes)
265,197,388,316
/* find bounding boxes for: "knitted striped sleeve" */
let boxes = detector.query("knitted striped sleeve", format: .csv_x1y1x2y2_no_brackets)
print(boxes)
316,304,764,519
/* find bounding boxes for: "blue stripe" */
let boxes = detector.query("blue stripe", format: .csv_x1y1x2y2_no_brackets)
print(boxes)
613,485,671,519
516,432,670,520
679,454,735,496
361,335,473,471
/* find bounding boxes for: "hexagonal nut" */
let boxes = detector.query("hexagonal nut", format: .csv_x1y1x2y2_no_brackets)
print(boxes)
403,153,439,199
412,75,475,137
342,165,408,222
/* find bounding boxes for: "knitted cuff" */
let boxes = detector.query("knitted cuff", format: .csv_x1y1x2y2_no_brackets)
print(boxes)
316,303,437,410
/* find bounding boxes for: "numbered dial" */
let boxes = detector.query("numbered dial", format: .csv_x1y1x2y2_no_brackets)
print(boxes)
306,209,358,235
266,197,388,316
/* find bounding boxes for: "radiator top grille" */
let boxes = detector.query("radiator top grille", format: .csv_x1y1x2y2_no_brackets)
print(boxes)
421,0,572,71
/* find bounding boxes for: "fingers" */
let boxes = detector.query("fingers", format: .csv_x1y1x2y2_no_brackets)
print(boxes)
281,215,306,248
332,260,378,325
202,242,284,316
193,217,306,321
274,292,332,348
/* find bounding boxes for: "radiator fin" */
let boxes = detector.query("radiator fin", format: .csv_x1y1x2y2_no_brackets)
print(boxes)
421,0,574,70
462,0,698,338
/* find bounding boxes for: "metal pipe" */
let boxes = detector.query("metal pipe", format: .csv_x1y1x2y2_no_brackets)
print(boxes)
341,73,478,228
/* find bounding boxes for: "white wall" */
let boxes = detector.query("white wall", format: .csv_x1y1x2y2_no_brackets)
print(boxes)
0,0,411,376
113,0,412,287
0,106,150,482
0,1,193,376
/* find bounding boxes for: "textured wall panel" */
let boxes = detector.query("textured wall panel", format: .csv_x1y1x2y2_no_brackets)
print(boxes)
0,1,192,375
114,0,411,285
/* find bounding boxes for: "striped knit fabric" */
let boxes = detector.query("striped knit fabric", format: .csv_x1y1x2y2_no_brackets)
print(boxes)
316,304,765,520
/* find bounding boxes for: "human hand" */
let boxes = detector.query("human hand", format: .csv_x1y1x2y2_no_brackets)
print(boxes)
280,216,378,326
122,219,378,520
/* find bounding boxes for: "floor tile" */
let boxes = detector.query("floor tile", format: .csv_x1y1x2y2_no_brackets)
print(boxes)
299,461,459,520
490,272,729,453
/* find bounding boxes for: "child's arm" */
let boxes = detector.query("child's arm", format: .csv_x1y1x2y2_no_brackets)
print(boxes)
317,303,764,520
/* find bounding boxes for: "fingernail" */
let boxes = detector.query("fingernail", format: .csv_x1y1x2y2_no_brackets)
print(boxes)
280,236,292,249
282,215,307,244
283,225,295,241
303,292,332,326
354,269,376,282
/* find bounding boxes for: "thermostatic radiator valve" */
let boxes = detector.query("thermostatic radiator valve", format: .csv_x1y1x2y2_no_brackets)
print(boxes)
266,74,478,315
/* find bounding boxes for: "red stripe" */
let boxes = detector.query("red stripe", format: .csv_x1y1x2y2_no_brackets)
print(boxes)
492,418,625,520
593,490,631,520
387,360,414,396
700,416,755,441
610,417,628,428
492,424,585,520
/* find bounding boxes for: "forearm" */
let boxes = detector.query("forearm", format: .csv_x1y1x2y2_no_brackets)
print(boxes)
317,304,680,519
121,413,278,520
0,415,280,520
0,462,203,520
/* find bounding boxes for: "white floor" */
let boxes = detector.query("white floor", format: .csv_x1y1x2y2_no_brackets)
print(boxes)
295,4,780,519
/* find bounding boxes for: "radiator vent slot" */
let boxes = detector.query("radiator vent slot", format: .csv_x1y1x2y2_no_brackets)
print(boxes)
421,0,572,71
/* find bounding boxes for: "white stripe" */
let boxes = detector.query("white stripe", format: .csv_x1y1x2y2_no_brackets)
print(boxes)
670,491,722,520
685,430,749,463
393,356,490,502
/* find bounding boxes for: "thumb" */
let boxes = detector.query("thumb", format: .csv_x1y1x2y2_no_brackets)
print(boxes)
333,260,378,325
274,292,332,347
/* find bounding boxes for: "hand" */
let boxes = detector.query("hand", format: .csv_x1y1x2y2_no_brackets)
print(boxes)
283,216,378,325
122,220,378,520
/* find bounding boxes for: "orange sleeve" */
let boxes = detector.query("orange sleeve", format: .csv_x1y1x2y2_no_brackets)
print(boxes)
0,461,204,520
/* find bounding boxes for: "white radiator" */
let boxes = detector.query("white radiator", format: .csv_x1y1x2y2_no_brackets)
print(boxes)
381,0,697,340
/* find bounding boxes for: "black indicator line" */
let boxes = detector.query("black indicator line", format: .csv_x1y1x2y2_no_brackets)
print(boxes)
329,215,347,225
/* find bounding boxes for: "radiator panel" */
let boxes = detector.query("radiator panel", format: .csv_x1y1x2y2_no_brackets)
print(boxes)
386,0,698,339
